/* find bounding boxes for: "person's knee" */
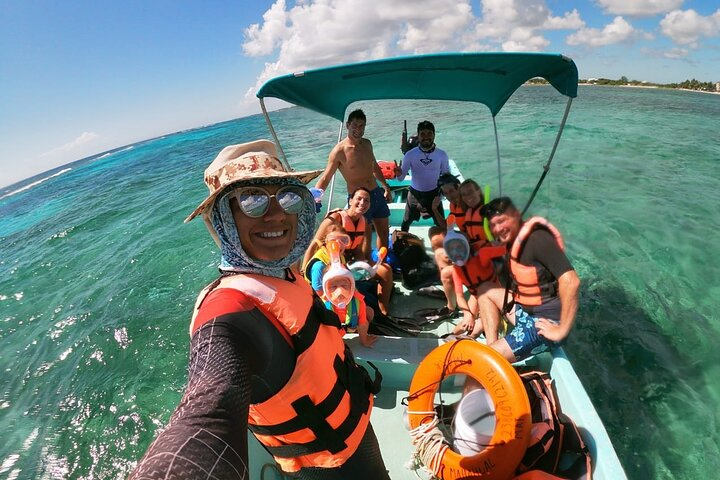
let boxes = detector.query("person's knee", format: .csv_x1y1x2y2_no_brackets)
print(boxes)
440,265,454,281
477,291,495,308
481,286,505,309
490,338,515,362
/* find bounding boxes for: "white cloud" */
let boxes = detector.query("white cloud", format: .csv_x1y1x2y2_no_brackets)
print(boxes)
40,132,99,158
567,16,636,47
596,0,684,17
242,0,289,56
544,9,585,30
242,0,587,98
639,45,692,60
469,0,583,51
664,47,690,58
660,9,720,47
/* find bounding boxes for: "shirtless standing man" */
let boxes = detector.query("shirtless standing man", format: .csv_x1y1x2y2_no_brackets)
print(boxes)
314,109,392,258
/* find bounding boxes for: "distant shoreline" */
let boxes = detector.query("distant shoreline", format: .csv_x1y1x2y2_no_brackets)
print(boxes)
578,83,720,95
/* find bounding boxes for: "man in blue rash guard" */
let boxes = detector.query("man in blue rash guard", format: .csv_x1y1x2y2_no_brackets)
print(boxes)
394,120,450,232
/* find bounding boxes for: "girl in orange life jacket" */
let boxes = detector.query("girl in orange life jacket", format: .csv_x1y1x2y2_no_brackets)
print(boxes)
131,140,389,480
460,178,490,247
446,181,506,339
305,225,378,348
304,187,394,316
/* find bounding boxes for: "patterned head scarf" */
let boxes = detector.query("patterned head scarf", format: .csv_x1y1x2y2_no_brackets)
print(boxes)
209,178,316,279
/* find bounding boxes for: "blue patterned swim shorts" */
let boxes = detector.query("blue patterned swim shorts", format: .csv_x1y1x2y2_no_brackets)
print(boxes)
504,305,558,361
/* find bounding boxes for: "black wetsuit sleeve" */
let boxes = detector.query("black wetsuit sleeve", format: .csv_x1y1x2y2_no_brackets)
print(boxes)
520,229,573,279
129,316,265,480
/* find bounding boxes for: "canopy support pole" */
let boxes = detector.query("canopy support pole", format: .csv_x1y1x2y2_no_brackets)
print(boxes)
324,121,345,215
492,116,502,197
521,97,574,216
260,98,291,170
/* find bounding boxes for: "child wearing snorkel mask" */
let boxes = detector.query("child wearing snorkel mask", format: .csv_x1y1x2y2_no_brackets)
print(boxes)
304,226,378,347
443,214,506,338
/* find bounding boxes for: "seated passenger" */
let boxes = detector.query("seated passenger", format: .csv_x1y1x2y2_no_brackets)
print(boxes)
447,180,504,337
460,179,490,247
447,231,505,338
478,197,580,363
305,226,378,347
304,187,393,316
425,173,467,317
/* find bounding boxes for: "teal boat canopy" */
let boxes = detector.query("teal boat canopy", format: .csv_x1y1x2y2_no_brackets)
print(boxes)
256,52,578,120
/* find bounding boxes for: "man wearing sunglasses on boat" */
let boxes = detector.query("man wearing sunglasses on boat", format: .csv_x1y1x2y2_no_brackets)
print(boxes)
394,120,450,232
314,109,392,259
478,197,580,363
131,140,389,479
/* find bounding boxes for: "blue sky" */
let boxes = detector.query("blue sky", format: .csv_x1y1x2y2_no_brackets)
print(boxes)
1,0,718,188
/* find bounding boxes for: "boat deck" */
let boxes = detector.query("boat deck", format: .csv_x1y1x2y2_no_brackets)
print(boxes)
246,166,625,479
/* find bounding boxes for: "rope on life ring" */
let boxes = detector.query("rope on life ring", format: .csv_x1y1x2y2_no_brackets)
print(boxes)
406,339,531,480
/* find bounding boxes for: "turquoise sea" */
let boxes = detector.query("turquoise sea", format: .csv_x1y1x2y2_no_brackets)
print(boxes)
1,86,718,479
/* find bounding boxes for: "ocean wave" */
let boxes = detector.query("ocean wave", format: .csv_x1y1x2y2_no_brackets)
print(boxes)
97,145,134,159
0,168,72,200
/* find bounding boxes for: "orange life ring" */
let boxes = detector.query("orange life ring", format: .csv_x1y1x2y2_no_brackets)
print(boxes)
407,339,532,480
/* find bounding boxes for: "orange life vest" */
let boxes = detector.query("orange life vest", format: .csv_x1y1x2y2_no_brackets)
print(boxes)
449,201,467,232
377,160,397,179
190,273,378,473
454,244,506,290
509,217,565,307
463,204,488,245
329,209,366,250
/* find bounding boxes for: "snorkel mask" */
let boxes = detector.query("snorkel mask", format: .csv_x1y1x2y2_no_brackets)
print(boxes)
443,214,470,266
348,247,387,281
322,239,356,308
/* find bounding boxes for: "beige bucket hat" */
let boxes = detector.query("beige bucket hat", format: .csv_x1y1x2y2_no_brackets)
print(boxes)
184,139,323,223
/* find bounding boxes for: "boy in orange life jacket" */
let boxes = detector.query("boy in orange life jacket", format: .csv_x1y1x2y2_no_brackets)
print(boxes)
131,139,389,479
478,197,580,363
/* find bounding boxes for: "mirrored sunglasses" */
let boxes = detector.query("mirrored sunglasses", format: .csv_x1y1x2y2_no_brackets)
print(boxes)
231,186,306,218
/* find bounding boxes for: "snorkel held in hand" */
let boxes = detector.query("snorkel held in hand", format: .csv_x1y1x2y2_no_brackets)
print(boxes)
322,239,355,308
483,184,494,242
348,246,388,281
443,214,470,266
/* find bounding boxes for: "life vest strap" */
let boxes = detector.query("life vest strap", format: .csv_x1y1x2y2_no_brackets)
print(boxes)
291,298,342,354
265,403,367,457
249,356,348,437
254,353,376,458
